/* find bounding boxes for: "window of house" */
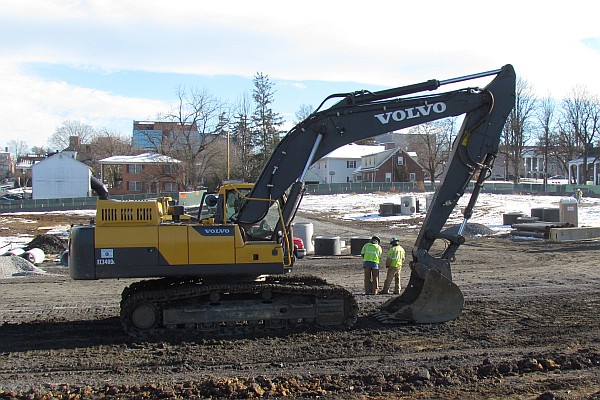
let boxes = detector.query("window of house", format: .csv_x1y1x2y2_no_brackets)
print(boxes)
128,181,143,191
347,160,356,168
163,164,176,174
409,173,416,182
109,165,123,188
128,164,142,174
164,182,178,192
397,157,404,166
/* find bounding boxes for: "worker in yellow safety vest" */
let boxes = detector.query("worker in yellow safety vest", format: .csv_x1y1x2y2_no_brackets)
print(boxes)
381,237,405,294
361,236,382,295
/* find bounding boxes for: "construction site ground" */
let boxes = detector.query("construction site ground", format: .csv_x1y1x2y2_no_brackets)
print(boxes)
0,210,599,399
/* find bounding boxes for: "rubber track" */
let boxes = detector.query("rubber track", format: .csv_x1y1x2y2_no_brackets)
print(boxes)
120,275,358,339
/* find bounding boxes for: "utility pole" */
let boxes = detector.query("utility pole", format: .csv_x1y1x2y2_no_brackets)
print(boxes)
227,129,230,180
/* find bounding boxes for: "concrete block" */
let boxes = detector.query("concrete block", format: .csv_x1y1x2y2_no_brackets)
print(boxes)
549,227,600,242
559,198,578,227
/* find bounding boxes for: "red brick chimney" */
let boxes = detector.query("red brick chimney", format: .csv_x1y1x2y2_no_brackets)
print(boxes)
68,136,81,150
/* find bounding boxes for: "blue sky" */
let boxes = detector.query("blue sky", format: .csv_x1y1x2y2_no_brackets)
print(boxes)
1,0,600,148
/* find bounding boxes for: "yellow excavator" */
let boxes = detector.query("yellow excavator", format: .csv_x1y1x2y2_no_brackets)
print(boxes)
70,65,515,337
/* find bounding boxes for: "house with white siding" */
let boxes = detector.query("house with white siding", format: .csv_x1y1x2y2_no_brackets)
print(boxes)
308,144,386,184
32,153,91,199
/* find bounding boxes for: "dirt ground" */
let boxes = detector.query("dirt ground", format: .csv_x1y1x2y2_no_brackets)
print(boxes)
0,210,599,399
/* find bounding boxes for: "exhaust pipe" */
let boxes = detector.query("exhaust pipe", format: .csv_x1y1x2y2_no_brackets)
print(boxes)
91,176,110,200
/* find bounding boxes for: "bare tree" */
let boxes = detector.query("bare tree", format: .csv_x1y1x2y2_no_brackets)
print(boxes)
409,118,456,183
230,94,254,181
48,120,96,151
87,129,133,184
502,77,536,182
30,146,50,156
560,85,600,183
92,129,132,157
155,86,229,190
294,104,314,124
195,136,229,189
535,95,556,188
7,140,29,159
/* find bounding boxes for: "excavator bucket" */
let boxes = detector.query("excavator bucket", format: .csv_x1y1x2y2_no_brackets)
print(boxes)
374,269,464,324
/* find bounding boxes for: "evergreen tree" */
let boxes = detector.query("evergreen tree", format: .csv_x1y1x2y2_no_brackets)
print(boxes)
250,72,284,179
231,94,254,181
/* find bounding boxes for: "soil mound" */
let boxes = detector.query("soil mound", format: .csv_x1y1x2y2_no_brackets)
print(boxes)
442,223,496,237
24,234,67,254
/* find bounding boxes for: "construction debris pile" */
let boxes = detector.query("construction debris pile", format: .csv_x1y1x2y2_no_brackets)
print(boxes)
442,223,496,237
505,201,578,239
0,234,68,268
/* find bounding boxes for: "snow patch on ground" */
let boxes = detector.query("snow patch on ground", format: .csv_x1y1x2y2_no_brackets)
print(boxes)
299,192,600,232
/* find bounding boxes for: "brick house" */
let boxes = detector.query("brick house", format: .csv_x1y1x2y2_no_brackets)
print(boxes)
0,147,15,181
98,153,182,196
357,147,425,184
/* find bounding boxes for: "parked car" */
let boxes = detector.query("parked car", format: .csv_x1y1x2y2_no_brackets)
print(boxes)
293,237,306,259
0,193,23,201
548,175,568,184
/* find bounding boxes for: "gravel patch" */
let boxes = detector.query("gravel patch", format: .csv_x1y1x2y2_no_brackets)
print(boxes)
0,255,46,278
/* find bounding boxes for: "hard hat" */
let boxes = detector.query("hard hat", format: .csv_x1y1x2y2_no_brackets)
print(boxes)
390,237,399,244
371,235,381,243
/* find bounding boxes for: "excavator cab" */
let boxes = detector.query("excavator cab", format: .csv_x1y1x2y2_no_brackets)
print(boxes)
199,182,293,259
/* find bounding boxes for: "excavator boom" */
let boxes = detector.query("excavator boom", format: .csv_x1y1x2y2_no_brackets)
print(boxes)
239,64,516,323
378,66,515,323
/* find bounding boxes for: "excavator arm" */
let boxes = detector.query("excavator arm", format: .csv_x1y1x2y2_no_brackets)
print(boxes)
238,64,516,323
238,65,515,225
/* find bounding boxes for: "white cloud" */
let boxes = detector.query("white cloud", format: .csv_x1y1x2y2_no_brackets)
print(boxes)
0,59,168,147
1,0,600,147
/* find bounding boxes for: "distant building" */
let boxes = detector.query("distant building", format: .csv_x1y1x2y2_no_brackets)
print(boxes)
568,147,600,185
488,147,567,181
98,153,182,195
15,154,46,187
0,147,15,180
32,152,91,199
357,147,425,183
132,121,200,151
308,144,386,184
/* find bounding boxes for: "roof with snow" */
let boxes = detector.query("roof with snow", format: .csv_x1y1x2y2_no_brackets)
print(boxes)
322,144,386,159
356,147,423,172
99,153,181,164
